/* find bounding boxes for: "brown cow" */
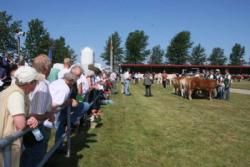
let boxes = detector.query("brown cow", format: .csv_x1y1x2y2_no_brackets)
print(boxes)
171,77,181,95
187,77,217,100
172,76,193,98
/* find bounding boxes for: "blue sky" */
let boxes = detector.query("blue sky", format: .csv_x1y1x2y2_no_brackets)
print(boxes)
1,0,250,64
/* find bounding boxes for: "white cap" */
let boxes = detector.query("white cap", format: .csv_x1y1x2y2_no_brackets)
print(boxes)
87,70,95,77
14,66,45,84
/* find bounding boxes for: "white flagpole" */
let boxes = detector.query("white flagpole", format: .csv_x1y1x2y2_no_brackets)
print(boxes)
110,36,113,72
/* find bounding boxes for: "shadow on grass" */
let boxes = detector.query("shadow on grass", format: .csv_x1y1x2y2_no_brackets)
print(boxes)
171,91,217,100
44,126,98,167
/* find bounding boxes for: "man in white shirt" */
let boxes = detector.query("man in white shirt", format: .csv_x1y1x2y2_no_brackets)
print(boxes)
77,74,89,97
69,65,91,126
21,54,55,167
123,69,131,95
49,72,77,149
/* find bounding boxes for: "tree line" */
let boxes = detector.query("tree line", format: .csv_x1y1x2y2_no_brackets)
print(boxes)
0,10,247,68
0,11,76,64
102,31,247,71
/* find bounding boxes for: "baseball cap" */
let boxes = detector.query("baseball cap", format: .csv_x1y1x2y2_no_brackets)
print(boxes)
87,70,95,77
14,66,45,84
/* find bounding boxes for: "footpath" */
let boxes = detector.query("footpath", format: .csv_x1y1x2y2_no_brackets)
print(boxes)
231,88,250,95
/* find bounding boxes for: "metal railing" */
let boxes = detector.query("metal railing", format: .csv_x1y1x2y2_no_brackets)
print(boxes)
1,92,103,167
0,127,33,167
0,106,72,167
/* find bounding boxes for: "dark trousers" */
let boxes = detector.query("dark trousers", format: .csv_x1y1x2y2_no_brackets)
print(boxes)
21,125,47,167
224,88,230,100
162,80,167,88
145,85,152,96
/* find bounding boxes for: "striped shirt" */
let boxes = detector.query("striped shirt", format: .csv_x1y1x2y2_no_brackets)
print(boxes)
29,80,52,115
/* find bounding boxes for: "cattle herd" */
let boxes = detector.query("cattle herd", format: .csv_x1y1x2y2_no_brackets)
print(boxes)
172,76,218,100
128,70,236,100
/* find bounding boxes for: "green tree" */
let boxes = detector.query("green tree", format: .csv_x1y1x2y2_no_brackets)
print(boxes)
166,31,193,64
24,19,51,60
148,45,164,64
190,44,206,65
229,43,245,65
101,32,123,70
51,37,76,63
208,47,227,65
124,30,150,64
0,11,22,54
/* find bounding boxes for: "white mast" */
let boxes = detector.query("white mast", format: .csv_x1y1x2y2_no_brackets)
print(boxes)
110,35,113,72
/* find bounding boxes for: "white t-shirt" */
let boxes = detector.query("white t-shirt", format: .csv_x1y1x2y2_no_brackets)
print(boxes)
124,71,130,80
49,79,70,106
225,74,232,80
57,68,70,79
95,76,104,90
110,72,116,81
77,74,89,95
8,92,25,116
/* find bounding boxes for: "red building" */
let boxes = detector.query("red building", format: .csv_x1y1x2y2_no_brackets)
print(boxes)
120,64,250,75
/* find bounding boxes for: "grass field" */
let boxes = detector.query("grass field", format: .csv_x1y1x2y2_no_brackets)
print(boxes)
231,80,250,90
46,83,250,167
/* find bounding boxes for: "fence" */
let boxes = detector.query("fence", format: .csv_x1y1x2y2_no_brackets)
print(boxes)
0,91,103,167
0,105,72,167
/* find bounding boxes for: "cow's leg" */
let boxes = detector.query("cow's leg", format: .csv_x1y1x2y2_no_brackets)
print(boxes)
177,87,181,95
181,88,184,97
208,90,212,100
188,89,192,100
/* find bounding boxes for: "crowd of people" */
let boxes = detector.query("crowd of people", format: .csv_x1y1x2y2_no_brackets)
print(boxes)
0,54,117,167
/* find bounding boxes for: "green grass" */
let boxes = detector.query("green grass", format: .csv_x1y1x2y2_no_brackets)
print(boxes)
231,80,250,90
46,83,250,167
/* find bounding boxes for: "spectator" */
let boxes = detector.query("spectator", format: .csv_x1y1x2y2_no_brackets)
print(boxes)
69,65,91,126
224,69,232,100
49,72,78,151
120,73,125,94
89,71,105,122
123,69,131,96
134,72,139,84
51,64,91,146
9,64,18,85
215,69,225,99
20,54,55,167
110,71,118,94
162,70,167,88
208,70,216,80
57,57,72,79
0,58,7,91
0,66,40,167
47,63,62,83
143,72,153,97
77,73,89,97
